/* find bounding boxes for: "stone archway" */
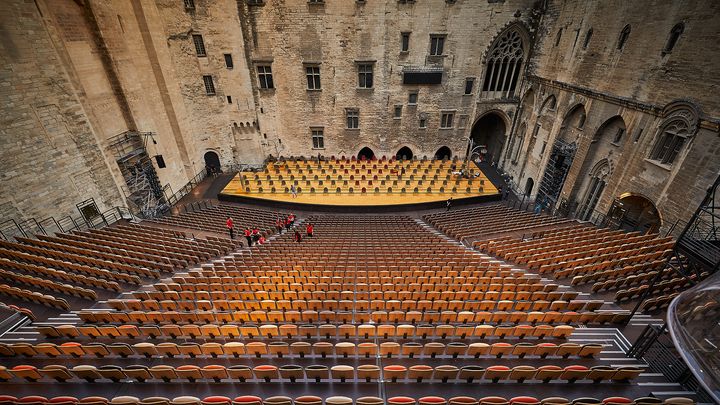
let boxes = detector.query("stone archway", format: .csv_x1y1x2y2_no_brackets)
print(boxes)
470,112,507,164
396,146,414,160
616,194,662,234
358,147,375,161
524,178,534,197
204,151,221,174
434,146,452,160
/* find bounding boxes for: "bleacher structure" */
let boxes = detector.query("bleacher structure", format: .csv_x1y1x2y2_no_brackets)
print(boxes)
0,179,713,404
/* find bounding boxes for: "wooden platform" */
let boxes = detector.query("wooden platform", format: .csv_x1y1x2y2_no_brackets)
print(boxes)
219,159,499,207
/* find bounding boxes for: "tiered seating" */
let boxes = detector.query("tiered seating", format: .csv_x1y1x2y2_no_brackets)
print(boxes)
234,157,492,195
476,224,681,307
424,204,575,241
0,395,696,405
0,213,681,403
149,204,281,236
0,224,233,309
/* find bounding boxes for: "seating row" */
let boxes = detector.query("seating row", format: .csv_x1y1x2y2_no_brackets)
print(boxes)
107,298,602,313
0,283,69,310
38,323,575,340
72,309,628,326
0,363,643,384
1,341,600,359
0,395,696,405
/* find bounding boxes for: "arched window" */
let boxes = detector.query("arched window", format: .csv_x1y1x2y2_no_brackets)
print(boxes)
482,27,527,99
649,120,689,165
617,24,631,50
582,28,593,49
512,123,527,163
663,23,684,54
578,160,610,221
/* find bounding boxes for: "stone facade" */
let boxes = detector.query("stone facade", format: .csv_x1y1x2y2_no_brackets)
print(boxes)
0,0,718,231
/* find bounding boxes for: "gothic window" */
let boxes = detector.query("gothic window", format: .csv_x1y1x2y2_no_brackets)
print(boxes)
649,120,689,165
482,27,526,99
617,25,631,50
257,65,274,89
583,28,593,49
430,35,446,56
306,66,321,90
440,112,454,128
663,23,684,54
512,123,527,163
358,64,374,88
578,161,610,220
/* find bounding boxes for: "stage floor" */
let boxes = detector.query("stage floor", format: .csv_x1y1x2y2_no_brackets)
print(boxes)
219,169,499,207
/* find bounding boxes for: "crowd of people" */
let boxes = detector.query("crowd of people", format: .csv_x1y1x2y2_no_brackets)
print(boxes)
224,212,314,247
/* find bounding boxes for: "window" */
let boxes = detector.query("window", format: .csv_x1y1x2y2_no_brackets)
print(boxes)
540,141,547,156
531,123,540,138
440,112,454,128
257,65,273,89
419,118,427,128
346,109,359,129
663,23,684,54
224,54,234,69
358,64,373,88
430,35,445,56
227,95,232,104
155,155,166,168
311,129,324,149
247,0,264,5
401,32,410,52
612,128,625,144
308,0,324,3
464,78,474,95
649,120,689,165
555,29,562,47
192,34,206,57
482,28,525,98
578,175,606,220
306,66,321,90
202,75,215,95
408,92,418,104
184,0,195,10
634,127,644,143
394,105,403,118
577,112,586,129
617,24,631,50
583,28,593,49
458,115,468,129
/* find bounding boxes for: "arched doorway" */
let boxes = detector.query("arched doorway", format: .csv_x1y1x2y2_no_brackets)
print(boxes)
524,178,534,197
434,146,452,160
470,112,507,164
204,151,221,174
358,147,375,161
396,146,413,160
614,194,662,234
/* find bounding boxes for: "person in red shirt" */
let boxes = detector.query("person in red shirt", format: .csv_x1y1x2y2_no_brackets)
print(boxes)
275,218,284,234
244,228,252,247
258,235,266,245
285,215,292,231
306,223,314,237
293,229,302,243
226,217,234,239
252,227,260,244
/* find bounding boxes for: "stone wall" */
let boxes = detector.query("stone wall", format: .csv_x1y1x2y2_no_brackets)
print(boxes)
0,0,125,221
501,0,720,233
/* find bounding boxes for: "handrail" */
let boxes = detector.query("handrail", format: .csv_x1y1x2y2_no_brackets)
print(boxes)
162,168,208,211
0,206,134,241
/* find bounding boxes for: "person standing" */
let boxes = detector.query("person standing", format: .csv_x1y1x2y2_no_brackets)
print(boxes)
226,217,234,239
306,223,314,237
285,215,292,231
446,197,453,211
294,229,302,243
252,227,260,244
290,184,297,198
244,228,252,247
275,217,284,234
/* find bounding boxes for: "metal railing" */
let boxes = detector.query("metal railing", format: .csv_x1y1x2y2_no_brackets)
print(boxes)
0,206,135,242
162,168,209,210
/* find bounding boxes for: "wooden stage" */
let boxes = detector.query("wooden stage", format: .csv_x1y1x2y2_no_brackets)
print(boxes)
219,160,500,209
